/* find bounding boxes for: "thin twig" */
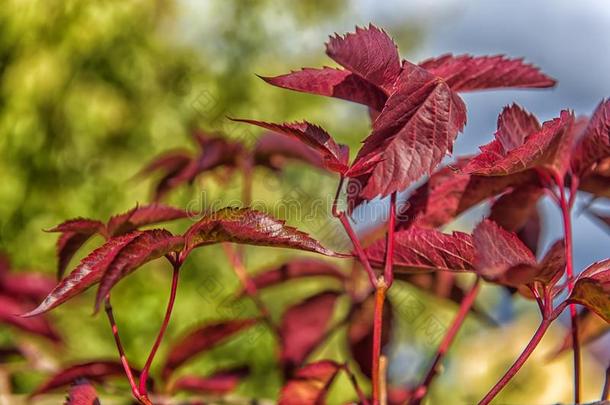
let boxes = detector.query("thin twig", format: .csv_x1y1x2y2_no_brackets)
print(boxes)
384,193,397,286
379,355,388,405
343,362,371,405
138,260,181,395
372,278,388,405
338,212,377,286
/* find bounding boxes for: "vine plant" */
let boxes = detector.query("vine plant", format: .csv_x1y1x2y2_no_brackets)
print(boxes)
21,24,610,404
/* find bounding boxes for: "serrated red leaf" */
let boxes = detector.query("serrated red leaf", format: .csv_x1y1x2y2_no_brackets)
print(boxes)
348,61,467,199
325,24,401,93
48,219,105,279
569,259,610,322
231,119,349,174
473,219,535,278
260,67,387,111
571,99,610,176
473,220,565,287
182,207,340,260
162,319,257,380
347,295,393,379
397,159,537,230
47,218,105,234
23,232,144,317
465,109,575,178
367,227,475,273
31,361,135,397
0,293,61,342
94,229,185,311
171,366,249,395
489,185,544,232
105,204,188,237
418,54,556,92
253,132,327,171
242,259,346,294
278,360,342,405
280,291,340,376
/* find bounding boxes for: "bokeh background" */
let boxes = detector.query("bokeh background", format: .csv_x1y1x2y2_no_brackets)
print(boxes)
1,0,609,403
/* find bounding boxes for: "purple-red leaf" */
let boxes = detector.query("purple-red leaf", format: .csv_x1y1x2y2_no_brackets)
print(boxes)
489,185,544,232
260,67,387,111
182,207,340,260
231,119,349,174
279,291,340,376
0,293,61,342
278,360,342,405
347,295,393,379
253,132,327,171
162,319,257,380
366,227,475,273
243,259,346,294
397,159,537,230
137,150,193,201
94,229,185,311
23,232,144,317
571,99,610,176
0,271,55,303
325,24,401,92
348,61,467,200
105,203,188,237
568,259,610,323
64,380,100,405
551,309,609,358
473,220,565,287
171,366,249,395
465,108,575,178
418,54,556,92
31,361,134,397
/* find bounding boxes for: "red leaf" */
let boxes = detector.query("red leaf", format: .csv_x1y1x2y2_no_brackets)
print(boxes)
94,229,185,311
465,108,575,178
0,293,61,342
260,67,387,111
243,259,346,294
569,259,610,322
278,360,342,405
231,119,349,174
325,24,401,93
418,54,556,92
348,61,467,200
571,99,610,176
366,227,475,273
182,207,340,260
279,291,340,376
473,219,536,279
473,220,565,287
105,203,188,237
171,366,249,395
489,185,544,232
31,361,134,397
162,319,257,380
47,219,105,279
253,132,327,171
347,295,393,379
23,232,144,317
64,380,100,405
0,271,55,303
138,150,193,200
397,159,537,230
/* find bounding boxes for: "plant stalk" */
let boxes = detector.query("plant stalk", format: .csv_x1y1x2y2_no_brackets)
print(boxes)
557,178,582,403
372,278,388,405
384,193,397,286
410,277,481,405
478,319,550,405
104,297,152,405
138,261,181,396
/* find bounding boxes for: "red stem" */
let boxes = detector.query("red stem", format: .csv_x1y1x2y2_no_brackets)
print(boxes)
372,279,388,405
557,176,582,404
138,261,181,396
384,193,397,286
104,297,151,405
478,319,551,405
338,212,377,286
343,363,371,405
410,277,481,405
